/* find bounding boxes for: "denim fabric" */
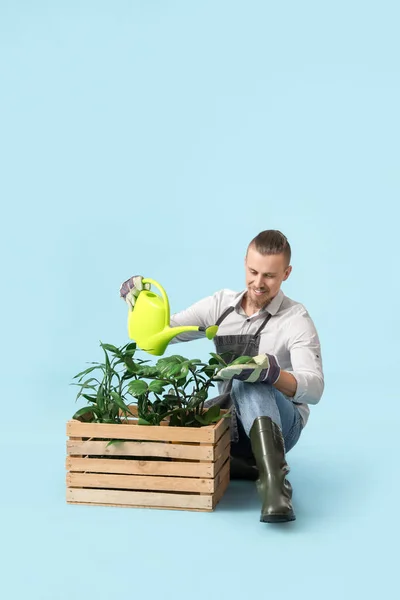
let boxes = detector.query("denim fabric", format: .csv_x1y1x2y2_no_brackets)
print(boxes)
230,379,303,454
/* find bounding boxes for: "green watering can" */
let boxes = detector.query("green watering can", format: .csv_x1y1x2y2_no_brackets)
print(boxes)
127,278,219,356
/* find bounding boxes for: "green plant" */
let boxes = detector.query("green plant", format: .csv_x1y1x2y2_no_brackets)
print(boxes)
127,352,252,427
71,341,141,423
71,342,254,428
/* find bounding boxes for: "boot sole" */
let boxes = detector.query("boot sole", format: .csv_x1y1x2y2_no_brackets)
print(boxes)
261,514,296,523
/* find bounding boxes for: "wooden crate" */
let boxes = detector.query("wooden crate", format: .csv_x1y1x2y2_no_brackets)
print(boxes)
66,407,231,512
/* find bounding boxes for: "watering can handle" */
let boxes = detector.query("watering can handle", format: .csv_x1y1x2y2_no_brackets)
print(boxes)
142,278,170,328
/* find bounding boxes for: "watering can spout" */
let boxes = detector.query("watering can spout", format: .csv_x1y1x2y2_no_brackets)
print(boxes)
126,278,219,356
144,324,219,356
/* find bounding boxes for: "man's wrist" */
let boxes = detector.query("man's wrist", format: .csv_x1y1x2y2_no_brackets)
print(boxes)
272,370,297,397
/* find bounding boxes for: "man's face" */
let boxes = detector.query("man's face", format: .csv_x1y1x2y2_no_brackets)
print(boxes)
244,246,292,309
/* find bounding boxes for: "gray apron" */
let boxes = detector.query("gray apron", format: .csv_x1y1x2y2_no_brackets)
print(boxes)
205,305,272,453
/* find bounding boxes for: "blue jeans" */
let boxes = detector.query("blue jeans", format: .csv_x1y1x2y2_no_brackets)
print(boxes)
230,379,303,454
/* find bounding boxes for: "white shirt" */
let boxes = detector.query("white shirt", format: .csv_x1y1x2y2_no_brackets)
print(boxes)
170,288,325,428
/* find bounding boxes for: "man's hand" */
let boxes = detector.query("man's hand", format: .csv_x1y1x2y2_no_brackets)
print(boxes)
119,275,150,310
214,353,281,385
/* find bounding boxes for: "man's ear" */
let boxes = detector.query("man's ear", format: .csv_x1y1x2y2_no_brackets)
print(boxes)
283,265,292,281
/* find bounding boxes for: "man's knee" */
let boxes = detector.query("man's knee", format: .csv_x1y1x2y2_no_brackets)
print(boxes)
232,379,277,400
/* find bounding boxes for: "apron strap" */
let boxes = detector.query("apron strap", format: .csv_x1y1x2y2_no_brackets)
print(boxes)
215,305,235,326
253,312,272,338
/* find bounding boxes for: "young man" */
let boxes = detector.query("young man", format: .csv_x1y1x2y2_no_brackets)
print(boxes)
120,230,324,523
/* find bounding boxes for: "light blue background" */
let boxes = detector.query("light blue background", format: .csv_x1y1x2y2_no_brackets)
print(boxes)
1,1,398,598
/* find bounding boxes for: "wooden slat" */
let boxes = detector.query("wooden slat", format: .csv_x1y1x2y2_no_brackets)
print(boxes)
212,430,231,460
212,474,230,510
66,463,231,511
212,469,230,509
211,457,230,492
212,440,231,477
67,472,215,493
66,501,212,512
66,487,213,510
67,420,216,443
212,413,231,444
67,440,214,461
66,457,215,478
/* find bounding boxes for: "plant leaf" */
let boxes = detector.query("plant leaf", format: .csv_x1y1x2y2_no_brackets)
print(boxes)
110,391,129,412
179,364,189,379
72,365,101,380
194,414,208,425
208,358,219,366
124,355,139,373
128,380,149,396
229,356,254,365
81,394,97,402
209,352,227,366
96,383,105,412
106,439,122,447
163,394,180,402
72,405,101,421
80,377,99,387
100,343,120,354
125,342,137,352
148,380,165,394
203,404,220,423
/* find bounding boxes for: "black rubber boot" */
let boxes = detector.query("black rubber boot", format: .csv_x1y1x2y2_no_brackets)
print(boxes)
249,416,296,523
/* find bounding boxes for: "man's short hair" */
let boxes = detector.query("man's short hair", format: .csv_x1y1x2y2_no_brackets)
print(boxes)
248,230,291,266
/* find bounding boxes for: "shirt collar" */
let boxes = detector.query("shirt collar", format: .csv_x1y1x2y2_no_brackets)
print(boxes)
265,289,285,315
231,288,285,317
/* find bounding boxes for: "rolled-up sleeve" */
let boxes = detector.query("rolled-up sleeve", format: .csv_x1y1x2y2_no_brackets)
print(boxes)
288,311,325,405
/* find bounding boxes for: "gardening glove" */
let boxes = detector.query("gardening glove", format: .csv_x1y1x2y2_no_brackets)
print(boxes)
119,275,151,310
214,353,281,385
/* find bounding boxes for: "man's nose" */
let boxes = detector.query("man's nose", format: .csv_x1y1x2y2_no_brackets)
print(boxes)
254,276,264,288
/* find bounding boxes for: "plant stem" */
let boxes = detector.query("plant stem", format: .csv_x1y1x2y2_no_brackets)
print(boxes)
192,371,200,393
171,379,186,425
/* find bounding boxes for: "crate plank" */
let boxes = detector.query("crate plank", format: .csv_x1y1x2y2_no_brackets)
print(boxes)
212,415,231,444
66,502,211,512
66,457,215,478
67,420,215,443
67,440,214,461
212,457,230,492
212,430,231,460
212,469,230,509
67,472,215,493
66,487,213,510
212,440,231,477
67,455,230,494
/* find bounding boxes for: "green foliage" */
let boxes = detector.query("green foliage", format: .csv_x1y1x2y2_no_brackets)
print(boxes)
70,341,141,423
127,354,230,427
70,343,234,427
